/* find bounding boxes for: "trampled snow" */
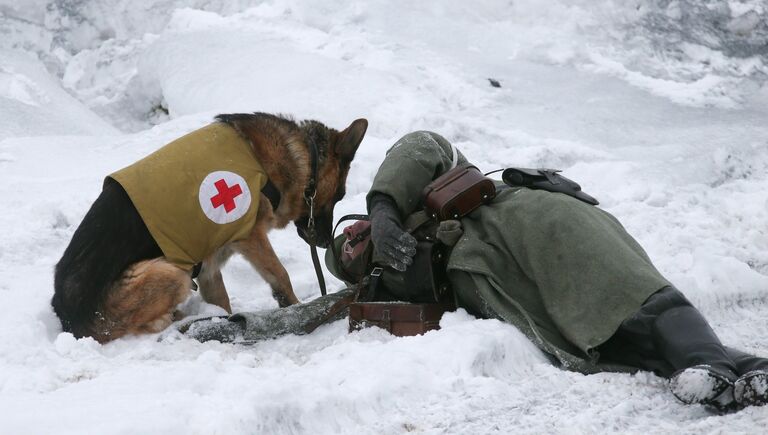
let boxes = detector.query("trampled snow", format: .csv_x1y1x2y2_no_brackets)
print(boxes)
1,1,767,433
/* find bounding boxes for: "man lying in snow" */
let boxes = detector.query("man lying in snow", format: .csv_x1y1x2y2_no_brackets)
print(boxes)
182,130,767,412
360,131,768,411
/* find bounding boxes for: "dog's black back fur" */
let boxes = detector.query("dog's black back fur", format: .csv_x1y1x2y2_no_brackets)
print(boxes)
53,178,161,336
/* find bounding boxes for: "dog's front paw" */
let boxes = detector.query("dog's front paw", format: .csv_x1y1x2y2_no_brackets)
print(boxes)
272,289,299,307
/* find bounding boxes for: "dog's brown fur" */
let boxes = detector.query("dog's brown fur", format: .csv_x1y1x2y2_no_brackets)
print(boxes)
92,259,192,342
59,113,366,342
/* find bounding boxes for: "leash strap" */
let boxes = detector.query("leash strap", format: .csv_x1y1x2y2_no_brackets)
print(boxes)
310,240,327,296
304,139,319,200
304,141,327,296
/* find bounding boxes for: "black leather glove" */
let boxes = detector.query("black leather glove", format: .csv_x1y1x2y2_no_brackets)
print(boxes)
369,194,417,271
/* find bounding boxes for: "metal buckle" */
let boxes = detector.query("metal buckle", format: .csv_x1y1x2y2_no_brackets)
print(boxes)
306,195,316,228
370,267,383,277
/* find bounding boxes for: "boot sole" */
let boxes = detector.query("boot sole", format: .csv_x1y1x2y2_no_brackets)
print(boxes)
735,370,768,407
669,365,735,408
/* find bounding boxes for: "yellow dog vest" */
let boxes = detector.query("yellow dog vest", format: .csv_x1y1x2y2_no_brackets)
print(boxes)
108,123,267,270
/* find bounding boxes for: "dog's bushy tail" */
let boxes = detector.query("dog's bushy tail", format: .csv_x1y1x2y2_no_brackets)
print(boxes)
52,179,164,339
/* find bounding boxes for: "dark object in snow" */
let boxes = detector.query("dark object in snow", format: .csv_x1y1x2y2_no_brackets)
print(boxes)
179,288,356,344
488,78,501,88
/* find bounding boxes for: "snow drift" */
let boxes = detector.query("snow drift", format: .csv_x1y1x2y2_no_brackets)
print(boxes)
0,0,767,433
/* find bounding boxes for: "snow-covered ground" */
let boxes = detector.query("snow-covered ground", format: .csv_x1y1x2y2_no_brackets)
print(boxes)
1,1,768,433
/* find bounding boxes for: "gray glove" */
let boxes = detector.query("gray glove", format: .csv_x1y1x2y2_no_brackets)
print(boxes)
369,194,417,271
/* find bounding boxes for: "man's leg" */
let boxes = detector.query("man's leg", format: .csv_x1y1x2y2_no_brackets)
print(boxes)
600,287,738,408
650,293,738,408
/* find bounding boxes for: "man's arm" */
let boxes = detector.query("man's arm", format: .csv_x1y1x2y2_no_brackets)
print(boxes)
367,130,468,217
367,131,469,270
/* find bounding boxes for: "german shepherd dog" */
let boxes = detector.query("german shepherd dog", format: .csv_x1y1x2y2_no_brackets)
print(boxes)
53,113,367,343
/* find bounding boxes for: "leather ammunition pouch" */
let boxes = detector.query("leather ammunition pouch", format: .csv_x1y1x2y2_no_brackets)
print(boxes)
422,164,496,220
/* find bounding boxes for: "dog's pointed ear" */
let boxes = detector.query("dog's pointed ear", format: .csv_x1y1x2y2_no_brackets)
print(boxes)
335,118,368,161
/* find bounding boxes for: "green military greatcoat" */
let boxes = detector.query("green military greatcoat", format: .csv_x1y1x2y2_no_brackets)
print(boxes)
366,131,671,373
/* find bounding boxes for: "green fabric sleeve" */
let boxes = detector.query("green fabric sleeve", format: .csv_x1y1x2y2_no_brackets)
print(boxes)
367,131,469,218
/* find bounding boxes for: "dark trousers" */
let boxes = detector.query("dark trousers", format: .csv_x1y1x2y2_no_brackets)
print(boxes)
598,287,767,379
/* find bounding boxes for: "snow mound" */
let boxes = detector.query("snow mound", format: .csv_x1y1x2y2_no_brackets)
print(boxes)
1,1,768,433
0,49,116,139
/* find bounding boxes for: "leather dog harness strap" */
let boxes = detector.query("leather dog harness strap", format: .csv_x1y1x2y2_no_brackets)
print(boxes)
261,179,281,211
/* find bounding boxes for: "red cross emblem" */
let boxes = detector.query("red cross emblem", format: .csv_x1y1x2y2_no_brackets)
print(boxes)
199,171,251,224
210,179,243,213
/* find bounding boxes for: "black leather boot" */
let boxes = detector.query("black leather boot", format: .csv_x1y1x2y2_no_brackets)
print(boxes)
652,305,738,409
727,347,768,407
599,287,749,410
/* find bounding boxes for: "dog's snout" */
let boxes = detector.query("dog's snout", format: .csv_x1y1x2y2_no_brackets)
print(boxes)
295,223,332,248
295,209,334,248
315,237,331,249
